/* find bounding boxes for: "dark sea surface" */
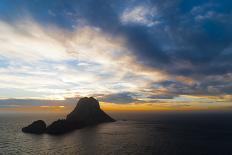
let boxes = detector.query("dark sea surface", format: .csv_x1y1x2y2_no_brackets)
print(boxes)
0,111,232,155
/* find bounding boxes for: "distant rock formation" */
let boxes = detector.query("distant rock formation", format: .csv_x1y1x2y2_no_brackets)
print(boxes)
66,97,115,124
22,97,115,135
46,119,75,134
22,120,46,134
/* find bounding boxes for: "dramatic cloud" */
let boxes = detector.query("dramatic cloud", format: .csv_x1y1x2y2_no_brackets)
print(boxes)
0,18,166,100
0,0,231,110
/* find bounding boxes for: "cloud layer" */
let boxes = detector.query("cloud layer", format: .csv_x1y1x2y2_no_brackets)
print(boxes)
0,0,231,110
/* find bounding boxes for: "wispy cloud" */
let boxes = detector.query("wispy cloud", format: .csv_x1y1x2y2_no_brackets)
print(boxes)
0,18,167,101
120,5,160,26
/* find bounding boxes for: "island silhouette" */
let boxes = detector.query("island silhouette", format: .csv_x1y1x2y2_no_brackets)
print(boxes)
22,97,115,134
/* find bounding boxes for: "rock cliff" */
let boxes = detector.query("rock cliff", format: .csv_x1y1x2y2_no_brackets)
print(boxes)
22,97,115,134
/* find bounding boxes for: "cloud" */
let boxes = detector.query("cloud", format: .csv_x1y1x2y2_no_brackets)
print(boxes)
0,97,77,108
0,18,167,100
0,19,71,62
98,92,139,104
0,0,231,109
150,74,232,98
18,0,231,78
120,5,159,26
148,94,175,99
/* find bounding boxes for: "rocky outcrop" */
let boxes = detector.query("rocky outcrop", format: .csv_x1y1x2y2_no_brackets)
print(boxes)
66,97,115,124
22,97,115,135
22,120,46,134
46,119,75,134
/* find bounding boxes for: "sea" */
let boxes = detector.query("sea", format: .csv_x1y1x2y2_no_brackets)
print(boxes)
0,111,232,155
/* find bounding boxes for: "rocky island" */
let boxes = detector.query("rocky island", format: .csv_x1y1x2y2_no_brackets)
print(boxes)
22,97,115,134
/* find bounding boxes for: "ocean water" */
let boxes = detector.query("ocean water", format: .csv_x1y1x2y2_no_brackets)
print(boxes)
0,111,232,155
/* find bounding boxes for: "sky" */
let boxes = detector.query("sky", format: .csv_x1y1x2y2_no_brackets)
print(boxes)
0,0,232,112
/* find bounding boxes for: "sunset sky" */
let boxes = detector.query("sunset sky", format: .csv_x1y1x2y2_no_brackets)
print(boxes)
0,0,232,112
